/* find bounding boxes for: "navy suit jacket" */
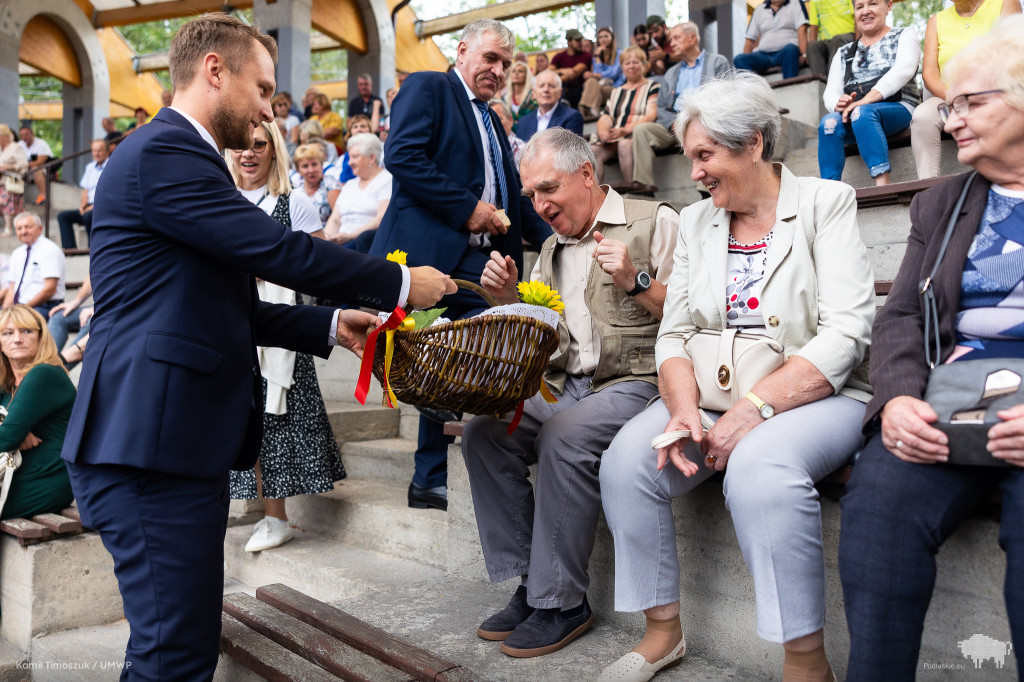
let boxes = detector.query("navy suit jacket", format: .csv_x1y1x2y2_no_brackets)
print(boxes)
371,70,550,275
62,108,404,479
517,102,585,142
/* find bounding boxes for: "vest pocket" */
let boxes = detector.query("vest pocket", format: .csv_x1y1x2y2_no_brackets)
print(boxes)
621,336,657,375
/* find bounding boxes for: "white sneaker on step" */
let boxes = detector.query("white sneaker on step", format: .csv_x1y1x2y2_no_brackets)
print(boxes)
244,516,294,552
597,633,686,682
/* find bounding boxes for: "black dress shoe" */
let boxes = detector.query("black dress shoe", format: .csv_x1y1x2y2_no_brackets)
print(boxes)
408,482,447,511
499,595,594,658
477,584,535,641
415,405,460,424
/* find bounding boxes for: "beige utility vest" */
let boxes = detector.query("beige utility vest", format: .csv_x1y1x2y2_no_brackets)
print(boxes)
538,198,669,395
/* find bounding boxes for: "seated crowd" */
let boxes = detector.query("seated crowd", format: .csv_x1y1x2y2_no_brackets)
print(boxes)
1,7,1022,681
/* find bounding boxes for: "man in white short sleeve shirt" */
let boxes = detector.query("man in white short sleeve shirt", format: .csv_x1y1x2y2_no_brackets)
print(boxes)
734,0,810,80
3,212,66,316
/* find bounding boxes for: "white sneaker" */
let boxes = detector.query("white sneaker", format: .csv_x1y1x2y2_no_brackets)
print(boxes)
244,516,294,552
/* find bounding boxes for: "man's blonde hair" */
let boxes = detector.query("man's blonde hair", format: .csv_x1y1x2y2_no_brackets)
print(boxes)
168,13,278,91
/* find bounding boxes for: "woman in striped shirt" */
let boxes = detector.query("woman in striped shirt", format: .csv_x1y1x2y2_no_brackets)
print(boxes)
589,46,661,185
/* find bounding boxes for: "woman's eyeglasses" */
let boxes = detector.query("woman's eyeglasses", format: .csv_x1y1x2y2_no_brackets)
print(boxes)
938,89,1005,123
230,140,270,154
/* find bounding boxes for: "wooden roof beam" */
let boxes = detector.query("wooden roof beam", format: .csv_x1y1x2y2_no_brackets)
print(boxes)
415,0,576,39
92,0,253,28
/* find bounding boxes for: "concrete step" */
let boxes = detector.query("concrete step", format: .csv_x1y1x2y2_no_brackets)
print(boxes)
341,437,416,482
0,638,28,682
782,136,969,188
277,478,449,570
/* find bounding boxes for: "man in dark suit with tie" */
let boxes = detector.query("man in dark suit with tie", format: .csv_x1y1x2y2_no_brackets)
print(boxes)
60,13,454,680
370,18,551,513
517,69,586,142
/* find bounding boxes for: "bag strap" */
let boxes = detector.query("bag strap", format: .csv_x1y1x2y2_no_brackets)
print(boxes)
921,171,978,369
716,328,738,391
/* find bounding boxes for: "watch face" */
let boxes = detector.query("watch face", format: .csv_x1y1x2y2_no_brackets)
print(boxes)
760,404,775,419
638,272,652,288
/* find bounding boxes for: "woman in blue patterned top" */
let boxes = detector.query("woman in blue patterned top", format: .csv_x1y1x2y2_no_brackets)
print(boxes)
840,16,1024,680
817,0,921,186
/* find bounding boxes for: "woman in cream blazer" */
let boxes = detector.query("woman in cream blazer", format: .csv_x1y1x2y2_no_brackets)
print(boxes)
598,72,874,682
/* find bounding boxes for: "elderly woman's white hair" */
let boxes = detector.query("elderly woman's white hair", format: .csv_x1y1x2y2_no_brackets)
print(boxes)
674,71,782,161
346,132,382,162
944,14,1024,111
462,18,515,53
518,127,598,175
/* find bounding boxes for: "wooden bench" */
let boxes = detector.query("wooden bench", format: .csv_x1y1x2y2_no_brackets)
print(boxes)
222,583,488,681
0,506,84,546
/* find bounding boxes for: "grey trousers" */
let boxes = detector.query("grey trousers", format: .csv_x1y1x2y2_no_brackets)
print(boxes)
630,122,678,187
807,34,855,77
462,375,659,609
600,394,865,642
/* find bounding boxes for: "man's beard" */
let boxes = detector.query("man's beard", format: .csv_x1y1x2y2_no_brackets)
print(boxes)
212,105,254,152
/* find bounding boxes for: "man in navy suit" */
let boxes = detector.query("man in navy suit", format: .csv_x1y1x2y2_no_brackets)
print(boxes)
370,18,551,512
516,70,585,142
60,14,454,680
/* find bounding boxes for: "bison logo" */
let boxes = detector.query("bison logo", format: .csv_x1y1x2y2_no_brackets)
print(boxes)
958,634,1013,669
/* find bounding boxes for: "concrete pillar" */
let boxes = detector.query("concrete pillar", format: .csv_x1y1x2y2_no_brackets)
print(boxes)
690,0,747,63
252,0,313,102
595,0,665,47
348,0,396,102
0,0,109,183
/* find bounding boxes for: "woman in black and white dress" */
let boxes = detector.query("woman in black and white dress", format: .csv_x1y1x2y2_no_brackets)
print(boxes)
225,120,345,552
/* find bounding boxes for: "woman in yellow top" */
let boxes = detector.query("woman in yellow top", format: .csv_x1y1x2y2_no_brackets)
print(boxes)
311,93,345,154
910,0,1017,178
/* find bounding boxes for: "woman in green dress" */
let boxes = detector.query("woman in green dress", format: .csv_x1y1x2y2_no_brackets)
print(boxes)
0,304,75,519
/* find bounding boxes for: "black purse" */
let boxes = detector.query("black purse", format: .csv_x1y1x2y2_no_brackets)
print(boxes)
842,40,902,104
920,172,1021,466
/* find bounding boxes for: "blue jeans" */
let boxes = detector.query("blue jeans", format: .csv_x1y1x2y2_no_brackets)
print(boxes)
818,102,912,180
839,431,1024,680
48,308,88,350
734,43,801,79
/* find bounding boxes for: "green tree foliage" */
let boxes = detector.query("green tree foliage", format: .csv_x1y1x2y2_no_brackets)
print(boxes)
893,0,945,40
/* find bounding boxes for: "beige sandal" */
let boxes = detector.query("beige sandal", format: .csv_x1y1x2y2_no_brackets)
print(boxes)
597,632,686,682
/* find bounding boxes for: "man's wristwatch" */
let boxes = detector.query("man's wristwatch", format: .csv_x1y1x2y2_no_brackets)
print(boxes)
626,271,652,296
745,392,775,419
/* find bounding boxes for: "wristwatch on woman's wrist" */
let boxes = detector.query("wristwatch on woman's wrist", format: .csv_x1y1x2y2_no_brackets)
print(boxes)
745,392,775,419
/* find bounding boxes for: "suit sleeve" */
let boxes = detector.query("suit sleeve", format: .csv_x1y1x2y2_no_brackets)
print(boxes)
383,77,480,230
255,300,336,358
566,110,585,137
136,129,403,311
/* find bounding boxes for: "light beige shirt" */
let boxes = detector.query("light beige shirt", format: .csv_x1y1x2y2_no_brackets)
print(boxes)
530,187,678,375
656,164,875,401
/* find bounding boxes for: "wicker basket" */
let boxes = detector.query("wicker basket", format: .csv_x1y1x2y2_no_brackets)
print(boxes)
372,280,560,415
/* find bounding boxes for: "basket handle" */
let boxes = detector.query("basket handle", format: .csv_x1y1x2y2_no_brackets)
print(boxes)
452,278,500,308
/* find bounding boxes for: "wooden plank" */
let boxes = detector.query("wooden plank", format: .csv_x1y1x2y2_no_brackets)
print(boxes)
60,506,82,523
311,0,367,54
256,584,488,682
29,513,82,534
0,518,52,540
443,421,465,438
223,593,410,682
220,613,339,682
874,280,893,296
769,73,827,89
416,0,577,38
94,0,254,28
856,176,947,209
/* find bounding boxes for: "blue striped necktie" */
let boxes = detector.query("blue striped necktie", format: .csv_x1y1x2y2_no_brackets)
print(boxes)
472,99,507,209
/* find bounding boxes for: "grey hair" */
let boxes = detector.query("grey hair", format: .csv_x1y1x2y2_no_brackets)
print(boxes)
462,19,515,53
673,71,781,161
533,69,563,92
518,127,596,175
676,21,699,39
12,211,42,228
357,72,373,84
346,132,382,161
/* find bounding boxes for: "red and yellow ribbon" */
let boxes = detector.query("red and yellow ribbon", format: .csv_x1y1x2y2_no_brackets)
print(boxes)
506,381,558,435
354,307,407,407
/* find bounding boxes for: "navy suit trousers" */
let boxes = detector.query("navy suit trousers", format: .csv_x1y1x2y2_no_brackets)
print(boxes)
67,461,230,681
413,246,490,488
839,432,1024,680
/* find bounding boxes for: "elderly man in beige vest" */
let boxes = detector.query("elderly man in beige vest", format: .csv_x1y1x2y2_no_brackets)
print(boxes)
462,127,679,659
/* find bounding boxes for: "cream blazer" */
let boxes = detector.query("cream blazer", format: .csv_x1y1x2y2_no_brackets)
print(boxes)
655,164,875,402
